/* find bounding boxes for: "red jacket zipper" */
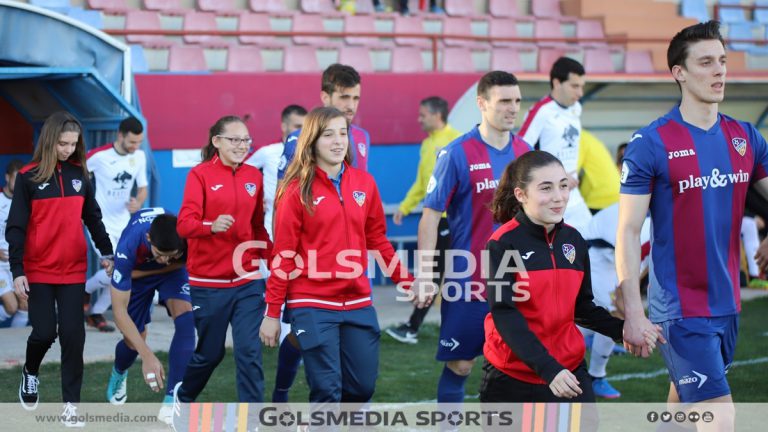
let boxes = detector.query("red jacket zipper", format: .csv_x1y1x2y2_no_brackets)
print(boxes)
57,164,64,198
545,226,558,319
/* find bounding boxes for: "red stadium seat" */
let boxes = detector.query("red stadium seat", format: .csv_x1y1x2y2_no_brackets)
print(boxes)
391,47,427,72
125,11,173,47
197,0,238,14
283,45,320,72
444,0,473,17
488,0,530,19
443,17,484,48
183,11,229,47
576,19,607,47
226,46,265,72
143,0,184,13
531,0,562,18
339,46,374,73
491,48,523,72
300,0,337,14
168,45,208,71
534,19,567,48
490,18,535,50
249,0,292,14
238,13,280,45
442,47,474,72
87,0,130,13
537,47,565,73
394,16,430,47
344,15,378,46
583,48,614,73
292,14,327,46
624,50,655,73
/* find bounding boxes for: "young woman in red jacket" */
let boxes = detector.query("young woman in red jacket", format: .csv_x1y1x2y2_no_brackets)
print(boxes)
481,150,661,402
259,107,416,403
8,112,114,425
173,115,273,407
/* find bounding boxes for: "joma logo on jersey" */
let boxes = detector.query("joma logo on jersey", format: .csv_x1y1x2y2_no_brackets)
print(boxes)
469,163,491,172
475,178,500,193
678,168,750,194
668,148,696,160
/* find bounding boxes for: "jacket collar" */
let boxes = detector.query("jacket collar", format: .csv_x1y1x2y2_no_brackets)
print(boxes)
514,210,564,242
211,154,241,173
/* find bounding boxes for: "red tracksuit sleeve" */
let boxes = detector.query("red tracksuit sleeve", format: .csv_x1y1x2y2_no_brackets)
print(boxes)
251,177,273,260
177,169,214,238
365,182,413,286
265,185,303,318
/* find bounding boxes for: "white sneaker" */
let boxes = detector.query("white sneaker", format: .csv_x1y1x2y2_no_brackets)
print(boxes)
158,403,173,426
61,402,85,428
171,382,187,432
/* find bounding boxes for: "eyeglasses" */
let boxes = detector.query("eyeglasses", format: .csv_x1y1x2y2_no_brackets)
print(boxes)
216,135,253,147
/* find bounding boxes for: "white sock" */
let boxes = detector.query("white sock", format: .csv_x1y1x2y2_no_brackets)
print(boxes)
0,307,10,322
588,333,615,378
10,310,28,328
91,279,113,315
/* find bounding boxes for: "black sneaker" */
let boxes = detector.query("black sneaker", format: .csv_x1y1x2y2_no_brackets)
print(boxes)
385,323,418,344
86,314,115,332
19,366,39,411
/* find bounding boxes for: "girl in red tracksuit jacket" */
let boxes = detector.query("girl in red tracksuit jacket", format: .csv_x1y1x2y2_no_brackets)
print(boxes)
7,112,113,422
480,150,659,403
174,115,273,404
259,107,414,403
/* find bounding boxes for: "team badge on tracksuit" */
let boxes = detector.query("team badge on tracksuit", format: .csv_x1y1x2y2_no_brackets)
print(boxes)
562,243,576,264
71,179,82,192
353,191,366,207
245,183,256,197
732,137,747,156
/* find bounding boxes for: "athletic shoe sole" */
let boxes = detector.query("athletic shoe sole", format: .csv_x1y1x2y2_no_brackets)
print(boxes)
385,328,418,345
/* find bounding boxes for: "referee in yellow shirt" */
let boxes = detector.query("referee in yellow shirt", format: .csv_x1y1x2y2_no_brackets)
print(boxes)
388,97,461,344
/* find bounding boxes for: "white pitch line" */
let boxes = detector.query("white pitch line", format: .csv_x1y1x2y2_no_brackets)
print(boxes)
611,357,768,382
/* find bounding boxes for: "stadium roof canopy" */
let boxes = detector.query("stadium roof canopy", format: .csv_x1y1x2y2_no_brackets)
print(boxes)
0,0,157,203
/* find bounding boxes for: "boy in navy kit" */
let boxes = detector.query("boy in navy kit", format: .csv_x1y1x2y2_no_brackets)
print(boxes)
417,71,531,402
617,21,768,430
105,208,192,426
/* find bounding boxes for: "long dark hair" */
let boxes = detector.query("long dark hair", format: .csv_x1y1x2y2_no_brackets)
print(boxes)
276,107,352,214
202,115,245,162
490,151,564,224
31,111,88,183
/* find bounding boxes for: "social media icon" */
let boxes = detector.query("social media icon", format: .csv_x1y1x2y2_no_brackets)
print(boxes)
702,412,714,423
688,412,700,423
661,412,672,423
647,412,659,423
675,412,686,423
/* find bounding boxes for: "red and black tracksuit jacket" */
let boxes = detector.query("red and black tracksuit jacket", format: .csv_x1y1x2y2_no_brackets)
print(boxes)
483,211,623,385
177,155,273,288
266,163,413,318
6,160,113,284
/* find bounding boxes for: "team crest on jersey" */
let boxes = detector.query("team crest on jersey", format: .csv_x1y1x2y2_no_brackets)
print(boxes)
278,155,287,170
562,243,576,264
358,142,367,158
732,137,747,156
353,191,366,207
245,183,257,197
71,179,82,192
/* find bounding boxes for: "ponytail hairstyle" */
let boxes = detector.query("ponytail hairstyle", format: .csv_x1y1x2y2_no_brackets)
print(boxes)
276,107,352,214
202,115,245,162
490,151,564,224
31,111,88,183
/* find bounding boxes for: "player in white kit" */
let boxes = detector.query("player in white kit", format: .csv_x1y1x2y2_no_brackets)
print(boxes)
84,117,148,332
519,57,593,234
0,160,28,327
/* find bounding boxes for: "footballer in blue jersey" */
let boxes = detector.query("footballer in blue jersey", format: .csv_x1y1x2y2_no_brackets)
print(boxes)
617,21,768,422
105,208,194,425
418,71,531,403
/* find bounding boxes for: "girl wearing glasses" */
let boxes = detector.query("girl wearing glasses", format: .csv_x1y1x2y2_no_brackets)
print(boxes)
174,115,273,405
9,111,113,425
259,107,416,403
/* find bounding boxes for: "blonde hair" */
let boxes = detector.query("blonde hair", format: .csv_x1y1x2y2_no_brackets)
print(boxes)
276,107,352,213
31,111,87,183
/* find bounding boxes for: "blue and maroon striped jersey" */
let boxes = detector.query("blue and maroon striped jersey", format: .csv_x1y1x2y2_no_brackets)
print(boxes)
621,106,768,321
424,126,531,297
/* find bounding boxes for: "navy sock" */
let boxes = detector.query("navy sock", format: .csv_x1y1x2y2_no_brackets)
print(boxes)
167,311,195,396
272,338,302,402
114,340,138,374
437,365,467,403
